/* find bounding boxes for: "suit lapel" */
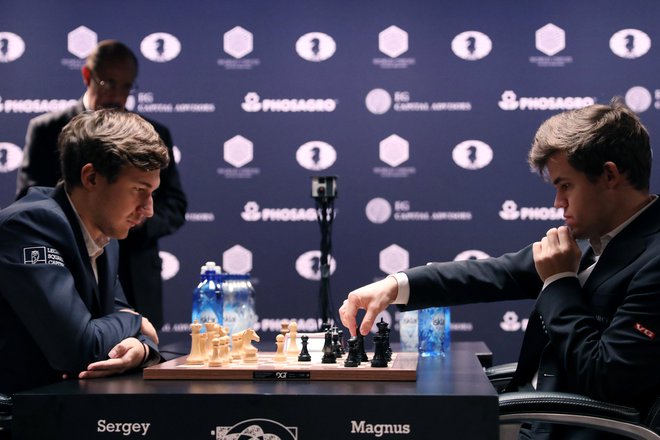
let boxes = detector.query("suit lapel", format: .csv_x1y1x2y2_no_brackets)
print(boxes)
582,198,660,293
52,185,103,314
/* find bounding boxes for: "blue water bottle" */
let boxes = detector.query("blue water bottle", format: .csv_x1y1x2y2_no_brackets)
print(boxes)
191,261,223,330
418,307,451,357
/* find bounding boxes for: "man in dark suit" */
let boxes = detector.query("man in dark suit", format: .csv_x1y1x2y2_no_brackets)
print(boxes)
16,40,187,329
340,101,660,439
0,109,165,395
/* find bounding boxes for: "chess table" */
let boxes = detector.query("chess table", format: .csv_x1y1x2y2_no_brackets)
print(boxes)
11,342,499,440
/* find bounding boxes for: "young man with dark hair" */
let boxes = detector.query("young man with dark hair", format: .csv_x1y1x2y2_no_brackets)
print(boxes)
0,109,167,395
340,101,660,439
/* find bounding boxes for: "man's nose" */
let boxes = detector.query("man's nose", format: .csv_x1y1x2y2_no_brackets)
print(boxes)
138,197,154,217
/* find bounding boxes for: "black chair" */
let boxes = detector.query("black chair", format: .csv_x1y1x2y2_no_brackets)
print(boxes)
485,364,660,440
0,392,11,440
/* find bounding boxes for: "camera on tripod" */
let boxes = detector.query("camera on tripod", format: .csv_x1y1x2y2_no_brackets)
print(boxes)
311,176,337,200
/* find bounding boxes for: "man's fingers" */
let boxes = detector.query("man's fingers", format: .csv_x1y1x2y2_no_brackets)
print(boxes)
339,295,360,337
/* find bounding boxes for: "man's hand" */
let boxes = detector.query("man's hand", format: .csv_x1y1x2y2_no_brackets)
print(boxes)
532,226,581,281
77,337,146,379
339,276,398,337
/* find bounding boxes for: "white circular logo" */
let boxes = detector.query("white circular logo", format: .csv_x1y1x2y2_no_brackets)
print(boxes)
454,250,490,261
609,29,651,59
0,143,23,173
365,198,392,224
625,86,653,113
451,31,492,61
295,32,336,62
365,88,392,114
140,32,181,62
452,140,493,170
159,251,180,280
295,250,337,280
296,141,336,171
0,32,26,63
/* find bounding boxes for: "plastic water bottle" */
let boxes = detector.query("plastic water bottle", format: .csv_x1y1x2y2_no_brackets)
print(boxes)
191,261,223,330
221,273,257,334
398,310,419,352
418,307,451,357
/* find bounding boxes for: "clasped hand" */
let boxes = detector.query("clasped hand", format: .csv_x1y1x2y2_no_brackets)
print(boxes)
532,225,581,281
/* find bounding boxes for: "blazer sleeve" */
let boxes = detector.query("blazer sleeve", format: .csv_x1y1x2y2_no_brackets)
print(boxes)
404,244,542,310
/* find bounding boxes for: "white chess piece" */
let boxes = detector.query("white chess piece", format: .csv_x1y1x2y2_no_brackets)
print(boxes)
241,328,260,363
286,321,299,358
273,334,287,362
208,337,224,367
186,321,206,365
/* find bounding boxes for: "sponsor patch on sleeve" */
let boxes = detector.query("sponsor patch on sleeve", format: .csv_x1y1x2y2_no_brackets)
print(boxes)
634,323,656,340
22,246,65,267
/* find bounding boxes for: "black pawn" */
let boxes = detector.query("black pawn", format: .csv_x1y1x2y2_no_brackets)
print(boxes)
332,331,343,358
321,330,336,364
370,335,388,368
356,333,369,362
298,334,311,362
344,336,360,368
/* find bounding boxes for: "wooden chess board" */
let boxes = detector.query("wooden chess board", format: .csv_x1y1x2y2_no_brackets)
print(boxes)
144,352,418,381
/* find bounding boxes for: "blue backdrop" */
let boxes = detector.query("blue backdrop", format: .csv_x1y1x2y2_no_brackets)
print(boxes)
2,0,660,364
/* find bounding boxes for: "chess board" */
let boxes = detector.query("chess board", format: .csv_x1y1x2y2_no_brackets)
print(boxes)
144,352,418,381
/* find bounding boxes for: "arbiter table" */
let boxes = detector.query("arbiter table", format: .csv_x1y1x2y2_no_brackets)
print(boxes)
11,342,498,439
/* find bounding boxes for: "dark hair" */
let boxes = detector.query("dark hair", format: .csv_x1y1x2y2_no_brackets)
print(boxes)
58,109,169,187
85,40,138,75
528,99,652,190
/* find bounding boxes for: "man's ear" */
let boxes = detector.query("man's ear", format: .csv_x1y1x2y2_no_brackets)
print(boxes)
603,161,622,187
80,163,97,190
81,65,91,87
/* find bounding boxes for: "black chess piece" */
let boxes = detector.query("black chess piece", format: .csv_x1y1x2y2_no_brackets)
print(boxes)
332,331,343,358
321,330,337,364
370,335,388,368
344,336,360,367
298,334,311,362
376,318,392,362
356,333,369,362
337,329,346,355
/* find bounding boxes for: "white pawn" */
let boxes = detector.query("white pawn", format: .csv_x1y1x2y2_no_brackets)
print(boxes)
286,321,299,358
231,333,243,360
208,337,224,367
273,334,287,363
219,336,232,364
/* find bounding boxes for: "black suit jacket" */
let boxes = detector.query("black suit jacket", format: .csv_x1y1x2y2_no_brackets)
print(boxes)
16,100,187,328
0,186,159,395
404,199,660,418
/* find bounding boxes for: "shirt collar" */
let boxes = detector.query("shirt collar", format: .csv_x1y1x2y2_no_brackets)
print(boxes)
589,195,657,256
